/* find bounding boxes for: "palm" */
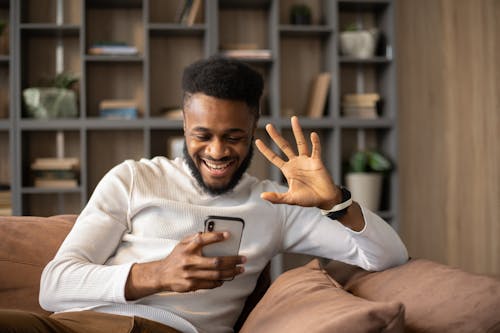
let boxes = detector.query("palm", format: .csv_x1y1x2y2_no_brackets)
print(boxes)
256,117,339,209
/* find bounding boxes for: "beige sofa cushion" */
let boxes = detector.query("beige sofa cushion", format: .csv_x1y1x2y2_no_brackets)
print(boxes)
344,258,500,333
0,215,76,315
240,259,405,333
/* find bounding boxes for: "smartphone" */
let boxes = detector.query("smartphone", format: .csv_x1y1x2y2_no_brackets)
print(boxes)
202,215,245,257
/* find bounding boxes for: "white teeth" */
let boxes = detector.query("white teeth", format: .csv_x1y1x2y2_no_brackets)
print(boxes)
204,160,231,170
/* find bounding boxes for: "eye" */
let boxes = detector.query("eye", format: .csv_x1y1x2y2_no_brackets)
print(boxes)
194,134,210,141
225,136,244,143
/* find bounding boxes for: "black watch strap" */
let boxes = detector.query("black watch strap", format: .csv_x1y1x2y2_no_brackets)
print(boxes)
321,186,352,220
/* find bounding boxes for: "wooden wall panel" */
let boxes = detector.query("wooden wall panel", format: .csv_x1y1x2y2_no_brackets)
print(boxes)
397,0,500,275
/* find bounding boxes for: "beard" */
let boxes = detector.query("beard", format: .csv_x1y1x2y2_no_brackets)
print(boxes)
183,141,254,196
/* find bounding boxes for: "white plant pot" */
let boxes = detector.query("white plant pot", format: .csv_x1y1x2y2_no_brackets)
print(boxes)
339,29,378,59
346,172,383,211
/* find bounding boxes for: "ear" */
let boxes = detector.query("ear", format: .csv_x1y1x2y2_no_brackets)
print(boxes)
251,120,257,136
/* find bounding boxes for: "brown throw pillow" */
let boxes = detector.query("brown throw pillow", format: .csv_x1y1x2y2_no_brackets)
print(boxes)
0,215,76,314
239,259,405,333
344,258,500,333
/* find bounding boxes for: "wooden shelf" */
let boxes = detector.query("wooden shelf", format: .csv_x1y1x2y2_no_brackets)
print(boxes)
6,0,398,244
84,55,144,63
21,186,82,194
279,25,333,37
20,24,80,36
339,56,392,64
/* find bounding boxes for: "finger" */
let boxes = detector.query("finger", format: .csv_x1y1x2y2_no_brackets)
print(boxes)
255,139,285,169
188,266,245,282
310,132,322,160
195,255,247,270
291,116,309,156
186,280,224,291
260,191,288,204
265,123,296,160
183,232,227,252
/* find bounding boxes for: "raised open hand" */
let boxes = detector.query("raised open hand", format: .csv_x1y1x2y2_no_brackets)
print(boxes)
255,116,341,210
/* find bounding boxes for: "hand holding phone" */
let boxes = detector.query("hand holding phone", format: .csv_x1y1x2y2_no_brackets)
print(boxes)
202,216,244,258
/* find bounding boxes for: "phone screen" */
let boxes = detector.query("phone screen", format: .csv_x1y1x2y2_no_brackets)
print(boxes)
202,215,245,257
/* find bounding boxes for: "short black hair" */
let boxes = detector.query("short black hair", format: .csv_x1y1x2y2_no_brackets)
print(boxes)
182,56,264,119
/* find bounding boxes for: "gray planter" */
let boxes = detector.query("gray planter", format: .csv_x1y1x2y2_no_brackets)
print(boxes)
23,88,78,119
339,29,378,58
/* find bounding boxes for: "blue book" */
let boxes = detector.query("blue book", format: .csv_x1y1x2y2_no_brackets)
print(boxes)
100,108,138,119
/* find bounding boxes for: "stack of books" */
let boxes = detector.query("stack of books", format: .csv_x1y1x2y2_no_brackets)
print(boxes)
31,157,79,189
88,42,139,56
99,99,139,119
342,93,380,119
0,184,11,216
219,49,272,60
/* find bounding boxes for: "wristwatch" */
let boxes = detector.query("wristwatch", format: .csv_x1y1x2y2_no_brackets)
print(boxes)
320,186,352,220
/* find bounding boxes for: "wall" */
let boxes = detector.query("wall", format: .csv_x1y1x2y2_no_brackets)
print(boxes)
397,0,500,275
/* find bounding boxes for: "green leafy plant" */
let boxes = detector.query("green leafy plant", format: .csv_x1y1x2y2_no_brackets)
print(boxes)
290,4,312,25
349,150,392,173
53,72,79,89
343,22,360,32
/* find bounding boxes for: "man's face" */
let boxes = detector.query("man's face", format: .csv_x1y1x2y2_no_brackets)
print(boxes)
183,93,256,195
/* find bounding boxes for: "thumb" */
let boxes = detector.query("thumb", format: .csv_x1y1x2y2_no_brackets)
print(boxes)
260,191,288,204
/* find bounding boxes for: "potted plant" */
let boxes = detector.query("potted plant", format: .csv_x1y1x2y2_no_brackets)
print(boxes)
23,72,79,119
289,4,312,25
339,23,379,59
345,150,392,211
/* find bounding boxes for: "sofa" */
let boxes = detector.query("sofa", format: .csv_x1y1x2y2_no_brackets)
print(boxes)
1,215,499,333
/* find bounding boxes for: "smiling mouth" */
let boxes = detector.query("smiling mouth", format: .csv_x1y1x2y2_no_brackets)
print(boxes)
202,158,235,176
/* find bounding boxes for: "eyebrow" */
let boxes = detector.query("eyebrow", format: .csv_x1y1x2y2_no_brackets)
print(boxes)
191,127,247,134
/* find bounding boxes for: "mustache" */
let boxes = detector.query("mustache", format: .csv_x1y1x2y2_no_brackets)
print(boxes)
201,156,233,162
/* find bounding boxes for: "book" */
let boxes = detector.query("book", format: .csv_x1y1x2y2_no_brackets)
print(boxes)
342,100,378,108
176,0,194,23
342,93,380,104
185,0,202,26
0,190,11,206
0,207,12,216
306,73,332,118
220,43,259,51
88,44,138,56
99,99,138,110
34,178,78,189
33,169,78,180
341,93,380,118
31,157,80,171
219,49,272,60
342,92,380,100
99,108,138,119
342,106,378,119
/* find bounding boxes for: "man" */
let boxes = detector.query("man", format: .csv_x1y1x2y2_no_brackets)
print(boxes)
1,56,407,333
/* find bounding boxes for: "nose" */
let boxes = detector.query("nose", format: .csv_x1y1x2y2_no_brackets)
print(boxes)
206,138,228,160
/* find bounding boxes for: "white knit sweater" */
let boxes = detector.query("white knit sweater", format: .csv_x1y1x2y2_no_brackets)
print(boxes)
40,157,408,333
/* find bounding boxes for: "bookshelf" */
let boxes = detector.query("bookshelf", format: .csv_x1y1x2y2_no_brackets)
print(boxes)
9,0,397,274
0,0,13,216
